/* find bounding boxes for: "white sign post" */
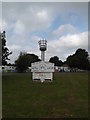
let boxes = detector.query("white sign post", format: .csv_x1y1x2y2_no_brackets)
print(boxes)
31,40,54,82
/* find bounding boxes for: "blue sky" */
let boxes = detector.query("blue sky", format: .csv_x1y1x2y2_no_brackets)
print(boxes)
1,2,88,63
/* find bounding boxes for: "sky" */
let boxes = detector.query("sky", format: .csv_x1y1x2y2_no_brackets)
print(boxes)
1,2,89,63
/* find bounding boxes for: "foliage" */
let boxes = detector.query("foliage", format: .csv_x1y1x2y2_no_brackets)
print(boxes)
0,31,12,65
49,56,63,66
15,52,40,72
66,48,90,70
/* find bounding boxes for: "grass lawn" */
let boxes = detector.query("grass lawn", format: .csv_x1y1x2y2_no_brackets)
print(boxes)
2,72,88,118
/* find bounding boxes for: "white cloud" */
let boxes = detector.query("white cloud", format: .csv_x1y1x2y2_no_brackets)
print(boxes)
53,24,78,36
2,2,88,63
0,19,7,31
13,20,25,34
46,32,88,61
2,3,54,33
49,32,88,49
2,2,88,33
37,10,48,20
8,45,21,51
7,31,88,63
7,45,21,63
31,35,42,42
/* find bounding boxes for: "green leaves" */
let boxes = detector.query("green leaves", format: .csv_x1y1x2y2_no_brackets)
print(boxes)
1,31,12,65
15,52,40,73
49,56,63,66
67,48,90,70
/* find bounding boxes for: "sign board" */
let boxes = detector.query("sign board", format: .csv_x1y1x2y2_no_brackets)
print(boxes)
31,61,54,72
31,61,54,82
32,72,53,79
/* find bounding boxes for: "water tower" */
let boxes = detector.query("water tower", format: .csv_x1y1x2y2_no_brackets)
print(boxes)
38,40,47,61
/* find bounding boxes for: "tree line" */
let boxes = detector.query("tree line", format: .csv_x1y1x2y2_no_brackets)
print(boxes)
1,31,90,72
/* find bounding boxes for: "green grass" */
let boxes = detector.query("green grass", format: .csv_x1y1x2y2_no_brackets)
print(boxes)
2,72,88,118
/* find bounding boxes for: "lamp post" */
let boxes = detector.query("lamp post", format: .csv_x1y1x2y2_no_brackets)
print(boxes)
38,40,47,61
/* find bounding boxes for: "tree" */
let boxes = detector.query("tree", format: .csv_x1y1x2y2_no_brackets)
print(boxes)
66,48,90,70
0,31,12,65
15,52,40,73
49,56,63,66
26,53,41,66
